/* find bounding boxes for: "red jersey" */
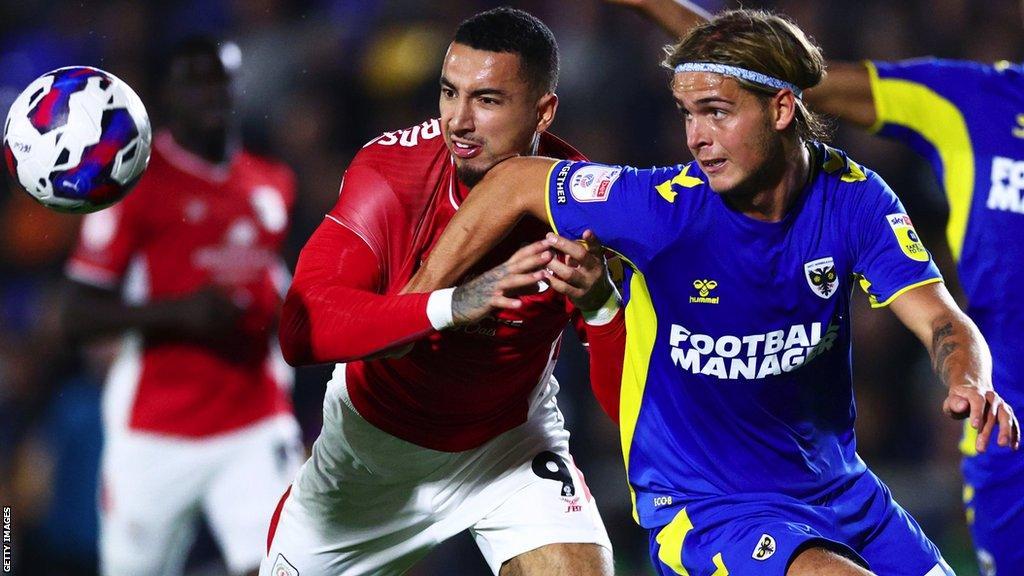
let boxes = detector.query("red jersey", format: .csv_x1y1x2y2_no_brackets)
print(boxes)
280,119,587,451
67,131,296,437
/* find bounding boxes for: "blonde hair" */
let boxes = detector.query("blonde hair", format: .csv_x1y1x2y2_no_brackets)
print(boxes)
664,9,831,141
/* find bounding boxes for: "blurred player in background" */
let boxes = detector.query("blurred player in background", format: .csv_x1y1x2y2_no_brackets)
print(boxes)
605,3,1024,573
61,37,303,576
263,7,616,576
808,54,1024,576
404,9,1020,575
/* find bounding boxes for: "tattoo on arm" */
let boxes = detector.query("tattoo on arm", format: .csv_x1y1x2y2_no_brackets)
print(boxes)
452,264,507,325
932,321,958,384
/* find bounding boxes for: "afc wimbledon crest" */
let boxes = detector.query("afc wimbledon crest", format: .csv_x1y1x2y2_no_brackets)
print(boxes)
804,257,838,299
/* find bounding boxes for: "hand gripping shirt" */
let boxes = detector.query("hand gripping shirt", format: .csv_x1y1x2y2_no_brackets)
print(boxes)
546,142,942,528
869,58,1024,458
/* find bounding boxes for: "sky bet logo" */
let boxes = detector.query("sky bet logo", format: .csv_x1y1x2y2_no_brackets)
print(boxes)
988,156,1024,214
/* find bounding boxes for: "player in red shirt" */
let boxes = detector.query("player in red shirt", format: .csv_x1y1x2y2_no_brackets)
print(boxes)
63,38,303,576
262,8,618,576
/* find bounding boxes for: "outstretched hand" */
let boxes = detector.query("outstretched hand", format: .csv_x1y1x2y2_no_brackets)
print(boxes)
944,385,1020,452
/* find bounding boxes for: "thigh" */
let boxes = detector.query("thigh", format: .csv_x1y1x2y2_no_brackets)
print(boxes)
788,547,873,576
99,433,206,576
470,450,612,575
646,496,865,576
260,475,445,576
835,471,953,576
205,416,304,575
260,393,461,576
498,543,612,576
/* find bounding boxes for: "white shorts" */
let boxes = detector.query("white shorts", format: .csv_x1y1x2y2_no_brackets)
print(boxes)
100,414,304,576
261,374,611,576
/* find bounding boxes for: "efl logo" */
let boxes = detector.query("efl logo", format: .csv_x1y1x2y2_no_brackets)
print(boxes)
752,533,776,561
569,165,620,203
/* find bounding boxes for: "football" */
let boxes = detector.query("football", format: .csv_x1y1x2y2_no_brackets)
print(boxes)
3,66,152,213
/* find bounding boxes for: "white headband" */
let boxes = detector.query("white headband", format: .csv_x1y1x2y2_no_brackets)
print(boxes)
674,62,803,99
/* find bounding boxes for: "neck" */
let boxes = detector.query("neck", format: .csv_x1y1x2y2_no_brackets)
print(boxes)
169,126,231,164
730,138,811,222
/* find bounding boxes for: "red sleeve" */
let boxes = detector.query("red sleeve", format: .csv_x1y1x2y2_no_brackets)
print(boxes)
65,189,145,288
279,218,433,365
583,308,625,424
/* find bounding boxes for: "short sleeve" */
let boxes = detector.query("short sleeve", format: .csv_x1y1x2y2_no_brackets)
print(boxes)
546,161,697,268
852,175,943,307
65,193,145,289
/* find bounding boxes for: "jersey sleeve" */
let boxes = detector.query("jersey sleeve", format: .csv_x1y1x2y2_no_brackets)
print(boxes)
866,58,986,157
584,308,625,424
326,154,396,265
64,189,146,289
279,218,433,365
851,173,943,307
545,161,694,268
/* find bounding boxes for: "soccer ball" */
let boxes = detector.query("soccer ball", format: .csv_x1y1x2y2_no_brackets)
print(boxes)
3,66,152,213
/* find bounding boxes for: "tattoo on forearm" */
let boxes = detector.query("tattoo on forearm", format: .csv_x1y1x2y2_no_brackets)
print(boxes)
452,264,507,324
932,321,958,383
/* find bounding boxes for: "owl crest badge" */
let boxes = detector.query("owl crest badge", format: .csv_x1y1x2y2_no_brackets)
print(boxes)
804,257,838,299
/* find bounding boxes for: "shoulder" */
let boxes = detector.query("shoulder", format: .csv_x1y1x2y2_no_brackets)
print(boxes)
238,150,297,198
356,118,447,168
871,57,1014,92
814,142,895,209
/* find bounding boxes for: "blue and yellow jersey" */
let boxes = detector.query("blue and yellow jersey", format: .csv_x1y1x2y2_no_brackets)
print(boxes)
546,142,942,528
869,58,1024,456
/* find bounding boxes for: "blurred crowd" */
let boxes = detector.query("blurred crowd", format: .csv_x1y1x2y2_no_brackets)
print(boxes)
1,1,1022,574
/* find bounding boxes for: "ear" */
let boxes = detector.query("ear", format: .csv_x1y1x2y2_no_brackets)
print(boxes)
770,89,798,132
535,92,559,133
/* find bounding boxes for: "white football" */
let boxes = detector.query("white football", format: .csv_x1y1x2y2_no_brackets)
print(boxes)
3,66,152,213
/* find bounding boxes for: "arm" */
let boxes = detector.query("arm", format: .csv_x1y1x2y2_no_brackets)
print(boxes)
543,230,624,423
279,219,434,365
61,281,243,344
584,308,626,424
804,61,877,129
402,156,559,293
281,219,551,365
889,283,1019,451
605,0,710,38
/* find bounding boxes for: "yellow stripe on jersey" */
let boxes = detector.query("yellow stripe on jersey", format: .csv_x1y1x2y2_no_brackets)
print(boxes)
960,420,979,456
865,61,976,261
655,507,694,575
866,277,943,308
712,553,730,575
622,270,659,523
544,161,561,235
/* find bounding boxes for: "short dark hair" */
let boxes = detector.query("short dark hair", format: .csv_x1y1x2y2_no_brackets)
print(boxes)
453,7,559,93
